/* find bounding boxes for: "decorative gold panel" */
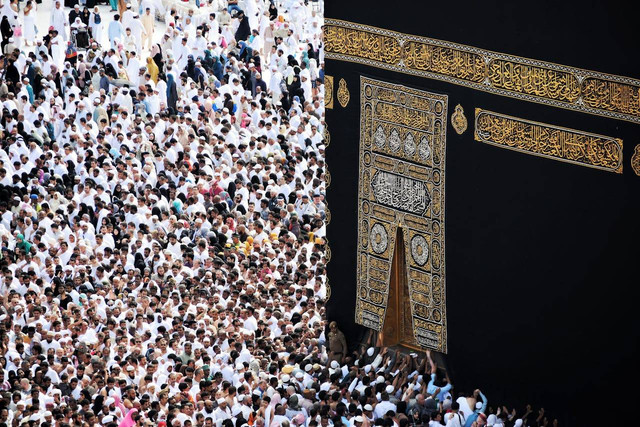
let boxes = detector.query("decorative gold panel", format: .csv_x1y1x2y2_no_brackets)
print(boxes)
474,109,623,173
324,19,640,124
355,76,447,353
325,75,334,109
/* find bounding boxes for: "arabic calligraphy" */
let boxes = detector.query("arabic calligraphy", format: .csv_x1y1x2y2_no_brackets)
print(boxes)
324,25,402,65
403,40,486,83
324,19,640,124
371,171,431,215
487,60,580,103
581,78,640,118
376,102,434,131
475,109,623,173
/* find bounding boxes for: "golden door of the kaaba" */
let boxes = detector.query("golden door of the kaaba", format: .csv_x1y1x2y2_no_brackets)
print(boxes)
380,228,420,350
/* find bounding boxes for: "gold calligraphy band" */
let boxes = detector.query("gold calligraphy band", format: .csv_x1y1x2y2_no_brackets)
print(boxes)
324,19,640,124
474,108,623,173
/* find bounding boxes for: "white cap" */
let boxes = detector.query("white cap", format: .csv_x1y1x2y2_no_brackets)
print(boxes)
281,374,290,383
385,385,394,394
367,347,374,356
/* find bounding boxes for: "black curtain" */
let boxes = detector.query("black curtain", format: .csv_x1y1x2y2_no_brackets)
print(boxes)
325,0,640,424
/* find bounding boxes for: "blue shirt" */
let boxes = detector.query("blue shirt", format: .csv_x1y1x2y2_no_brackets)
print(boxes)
427,373,453,401
108,20,125,42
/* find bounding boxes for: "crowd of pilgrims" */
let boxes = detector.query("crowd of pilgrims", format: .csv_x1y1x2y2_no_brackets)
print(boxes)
0,0,558,425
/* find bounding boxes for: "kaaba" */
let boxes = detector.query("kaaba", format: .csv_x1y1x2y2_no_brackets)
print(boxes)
323,0,640,424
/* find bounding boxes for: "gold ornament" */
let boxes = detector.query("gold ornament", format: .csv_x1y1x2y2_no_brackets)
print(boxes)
337,78,350,108
451,104,468,135
325,75,334,109
632,145,640,176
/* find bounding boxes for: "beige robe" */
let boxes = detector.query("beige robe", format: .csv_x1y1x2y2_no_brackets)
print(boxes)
141,13,154,49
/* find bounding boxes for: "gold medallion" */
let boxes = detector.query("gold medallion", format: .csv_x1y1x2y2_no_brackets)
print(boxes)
337,78,350,108
451,104,468,135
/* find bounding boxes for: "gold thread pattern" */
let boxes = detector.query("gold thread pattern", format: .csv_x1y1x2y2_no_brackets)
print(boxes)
324,125,331,147
337,78,350,107
451,104,468,135
324,25,402,65
356,76,447,353
325,75,334,109
324,19,640,124
632,145,640,176
474,109,623,173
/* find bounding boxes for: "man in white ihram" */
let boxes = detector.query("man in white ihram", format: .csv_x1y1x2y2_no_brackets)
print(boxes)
50,1,68,41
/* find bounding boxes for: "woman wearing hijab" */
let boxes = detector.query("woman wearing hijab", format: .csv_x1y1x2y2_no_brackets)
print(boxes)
166,73,178,112
201,50,213,71
186,57,197,81
76,62,89,92
306,43,316,61
146,57,159,83
234,11,251,44
287,73,304,105
104,62,118,79
308,58,318,80
1,16,13,53
32,66,44,97
193,62,205,88
268,2,278,20
89,6,102,42
223,93,235,113
212,55,224,82
81,7,91,26
151,43,163,70
16,234,32,254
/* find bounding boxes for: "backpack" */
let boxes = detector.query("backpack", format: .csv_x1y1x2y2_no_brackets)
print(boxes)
94,14,101,24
